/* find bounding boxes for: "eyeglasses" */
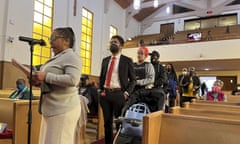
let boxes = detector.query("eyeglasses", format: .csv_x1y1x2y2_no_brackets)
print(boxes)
49,35,65,42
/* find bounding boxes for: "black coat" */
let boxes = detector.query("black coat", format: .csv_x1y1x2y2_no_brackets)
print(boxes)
180,75,201,94
99,55,136,94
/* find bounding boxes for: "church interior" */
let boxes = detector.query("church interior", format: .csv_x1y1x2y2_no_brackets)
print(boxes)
1,0,240,143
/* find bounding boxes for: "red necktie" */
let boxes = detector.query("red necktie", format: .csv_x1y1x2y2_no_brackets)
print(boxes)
105,57,116,88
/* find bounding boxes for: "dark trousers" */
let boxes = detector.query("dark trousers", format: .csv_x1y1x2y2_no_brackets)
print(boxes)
100,90,125,144
180,96,195,107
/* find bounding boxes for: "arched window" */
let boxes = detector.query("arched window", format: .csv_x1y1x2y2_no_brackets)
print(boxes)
32,0,53,65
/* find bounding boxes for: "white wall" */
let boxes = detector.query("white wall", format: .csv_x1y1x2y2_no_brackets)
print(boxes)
0,0,129,76
122,39,240,62
1,0,34,64
142,9,240,35
0,0,8,61
125,18,141,39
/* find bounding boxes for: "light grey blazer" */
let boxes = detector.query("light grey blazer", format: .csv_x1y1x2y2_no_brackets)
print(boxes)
39,48,82,116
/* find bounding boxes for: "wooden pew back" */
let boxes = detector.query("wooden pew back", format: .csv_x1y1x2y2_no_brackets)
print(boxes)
171,106,240,120
184,102,240,112
143,112,240,144
192,99,240,106
0,98,41,144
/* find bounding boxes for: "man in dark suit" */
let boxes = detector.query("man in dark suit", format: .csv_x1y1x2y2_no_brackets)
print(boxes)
99,35,136,144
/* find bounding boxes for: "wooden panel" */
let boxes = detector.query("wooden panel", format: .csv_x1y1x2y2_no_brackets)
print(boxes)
0,139,12,144
184,102,240,112
97,105,104,139
159,114,240,144
0,99,41,144
160,23,174,36
171,106,240,120
217,76,237,91
0,99,15,129
142,111,163,144
14,100,41,144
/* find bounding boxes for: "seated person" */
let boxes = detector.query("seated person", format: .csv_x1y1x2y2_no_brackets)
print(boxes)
207,80,226,102
79,75,98,116
122,47,163,113
134,46,155,90
9,78,32,99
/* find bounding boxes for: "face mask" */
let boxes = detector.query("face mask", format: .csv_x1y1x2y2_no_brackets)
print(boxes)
189,71,193,76
150,58,156,64
212,86,221,92
167,68,171,72
17,84,25,90
109,44,119,54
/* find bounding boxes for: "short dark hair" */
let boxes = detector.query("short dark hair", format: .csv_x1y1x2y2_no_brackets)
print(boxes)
111,35,124,46
54,27,75,48
16,78,25,84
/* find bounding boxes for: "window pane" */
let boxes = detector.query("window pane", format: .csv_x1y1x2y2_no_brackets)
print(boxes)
33,55,41,65
44,0,52,7
44,16,51,27
82,8,88,17
82,25,87,34
33,45,41,55
82,17,87,26
109,25,118,39
43,26,51,37
34,12,43,23
44,6,52,17
42,47,50,57
33,0,53,66
81,33,87,41
81,8,93,74
35,1,43,13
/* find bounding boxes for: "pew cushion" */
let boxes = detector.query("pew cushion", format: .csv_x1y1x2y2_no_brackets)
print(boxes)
0,130,12,139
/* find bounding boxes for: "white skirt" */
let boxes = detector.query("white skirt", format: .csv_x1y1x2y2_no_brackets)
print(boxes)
39,105,81,144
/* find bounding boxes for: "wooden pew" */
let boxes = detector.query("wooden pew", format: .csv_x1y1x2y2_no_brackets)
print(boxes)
0,139,12,144
183,101,240,112
143,111,240,144
191,99,240,106
170,106,240,120
227,95,240,103
0,98,41,144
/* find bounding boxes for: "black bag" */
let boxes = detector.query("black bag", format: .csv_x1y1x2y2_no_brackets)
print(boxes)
115,133,141,144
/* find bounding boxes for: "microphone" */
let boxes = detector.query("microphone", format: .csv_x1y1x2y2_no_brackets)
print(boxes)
19,36,46,46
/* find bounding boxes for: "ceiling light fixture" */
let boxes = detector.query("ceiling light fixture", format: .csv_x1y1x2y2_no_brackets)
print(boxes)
133,0,141,10
166,6,170,14
154,0,158,8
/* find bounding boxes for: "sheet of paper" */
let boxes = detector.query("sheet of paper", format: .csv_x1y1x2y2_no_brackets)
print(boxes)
11,58,31,76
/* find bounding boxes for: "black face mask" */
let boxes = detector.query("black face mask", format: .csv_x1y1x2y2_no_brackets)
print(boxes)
150,57,158,64
167,68,171,72
110,44,119,54
189,71,193,76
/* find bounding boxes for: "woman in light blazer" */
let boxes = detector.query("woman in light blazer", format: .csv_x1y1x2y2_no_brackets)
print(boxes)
32,27,82,144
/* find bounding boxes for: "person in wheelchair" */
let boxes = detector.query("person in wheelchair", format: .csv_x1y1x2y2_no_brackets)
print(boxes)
134,46,155,91
122,46,158,113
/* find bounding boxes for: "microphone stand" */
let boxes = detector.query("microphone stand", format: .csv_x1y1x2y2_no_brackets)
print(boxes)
26,41,35,144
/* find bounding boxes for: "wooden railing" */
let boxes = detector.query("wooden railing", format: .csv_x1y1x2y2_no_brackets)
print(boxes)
124,25,240,48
